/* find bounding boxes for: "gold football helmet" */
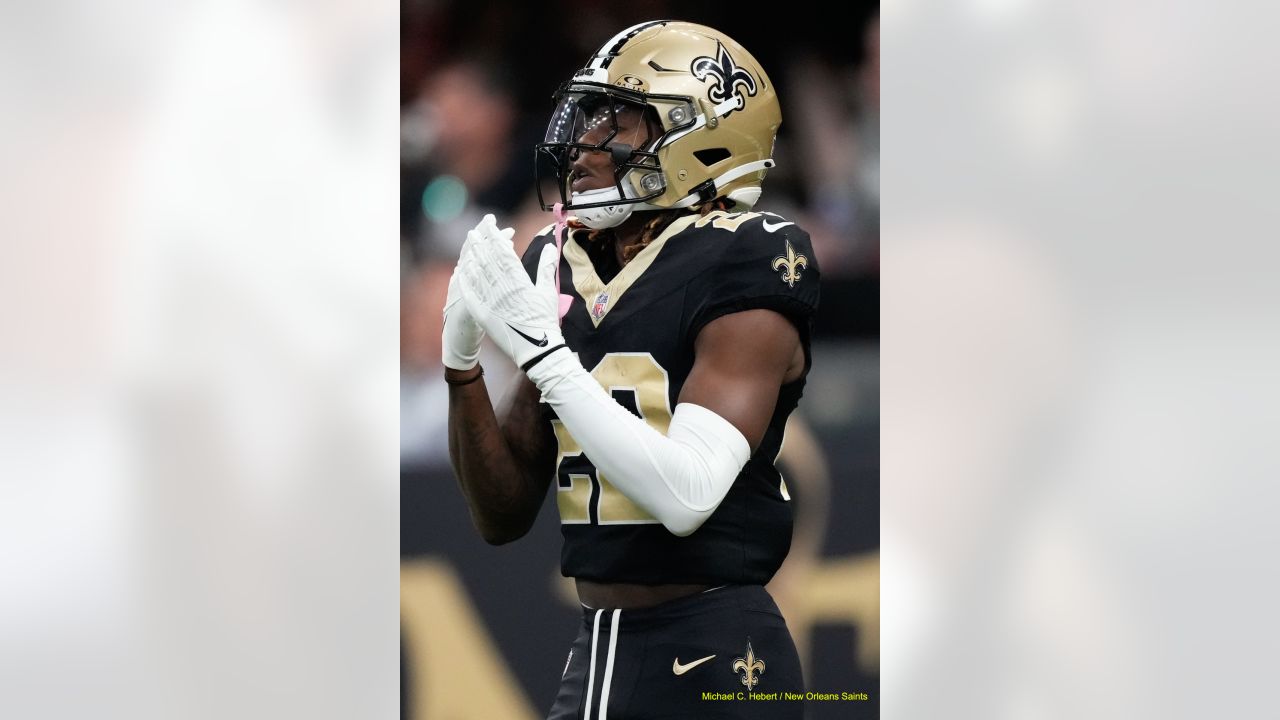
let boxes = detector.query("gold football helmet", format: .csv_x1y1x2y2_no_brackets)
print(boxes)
536,21,782,228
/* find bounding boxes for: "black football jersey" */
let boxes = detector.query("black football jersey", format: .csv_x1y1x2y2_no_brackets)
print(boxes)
519,210,820,585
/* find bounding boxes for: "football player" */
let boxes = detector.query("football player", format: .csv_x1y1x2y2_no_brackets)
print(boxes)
443,21,819,719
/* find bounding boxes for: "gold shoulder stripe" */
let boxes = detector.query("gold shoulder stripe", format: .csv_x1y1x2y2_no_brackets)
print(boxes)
692,209,762,232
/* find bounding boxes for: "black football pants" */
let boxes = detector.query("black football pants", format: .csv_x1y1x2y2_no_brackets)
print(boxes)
547,585,805,720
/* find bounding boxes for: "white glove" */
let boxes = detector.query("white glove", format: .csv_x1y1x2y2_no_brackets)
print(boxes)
441,215,511,370
457,214,567,371
441,266,483,370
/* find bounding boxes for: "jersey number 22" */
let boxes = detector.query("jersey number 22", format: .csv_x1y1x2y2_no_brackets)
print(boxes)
552,352,670,525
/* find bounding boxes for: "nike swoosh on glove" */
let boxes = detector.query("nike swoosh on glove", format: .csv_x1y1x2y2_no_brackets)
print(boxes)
457,214,567,371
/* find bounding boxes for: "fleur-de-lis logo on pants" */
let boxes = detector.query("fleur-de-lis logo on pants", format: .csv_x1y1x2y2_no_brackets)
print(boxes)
771,239,808,288
732,642,766,690
691,42,758,113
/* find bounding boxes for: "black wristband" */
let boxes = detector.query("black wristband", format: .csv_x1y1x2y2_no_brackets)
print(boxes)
520,344,568,373
444,366,484,386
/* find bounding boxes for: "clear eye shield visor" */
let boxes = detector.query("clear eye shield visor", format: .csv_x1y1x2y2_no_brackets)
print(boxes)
535,83,693,212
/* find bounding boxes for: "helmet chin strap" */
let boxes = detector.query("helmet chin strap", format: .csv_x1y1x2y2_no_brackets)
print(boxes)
570,158,776,228
570,186,638,229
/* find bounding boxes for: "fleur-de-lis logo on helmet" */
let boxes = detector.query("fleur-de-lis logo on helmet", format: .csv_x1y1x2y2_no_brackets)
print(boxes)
732,642,766,689
691,41,758,113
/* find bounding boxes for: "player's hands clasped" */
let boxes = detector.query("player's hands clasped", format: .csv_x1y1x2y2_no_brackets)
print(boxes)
457,214,566,370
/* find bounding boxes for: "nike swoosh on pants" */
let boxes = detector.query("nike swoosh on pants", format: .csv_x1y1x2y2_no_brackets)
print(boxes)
672,655,717,675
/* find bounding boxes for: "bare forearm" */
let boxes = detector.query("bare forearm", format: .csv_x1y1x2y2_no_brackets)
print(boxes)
446,367,552,543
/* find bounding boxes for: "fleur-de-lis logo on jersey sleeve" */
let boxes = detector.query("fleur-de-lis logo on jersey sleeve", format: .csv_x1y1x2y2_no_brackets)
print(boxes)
732,642,766,689
691,42,758,112
771,239,808,288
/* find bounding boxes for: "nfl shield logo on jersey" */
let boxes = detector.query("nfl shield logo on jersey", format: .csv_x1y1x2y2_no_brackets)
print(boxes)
592,292,610,320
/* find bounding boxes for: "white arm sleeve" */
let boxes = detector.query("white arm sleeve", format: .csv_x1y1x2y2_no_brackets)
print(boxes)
526,348,751,537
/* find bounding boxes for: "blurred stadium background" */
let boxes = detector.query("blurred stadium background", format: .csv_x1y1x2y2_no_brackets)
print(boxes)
399,2,880,718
